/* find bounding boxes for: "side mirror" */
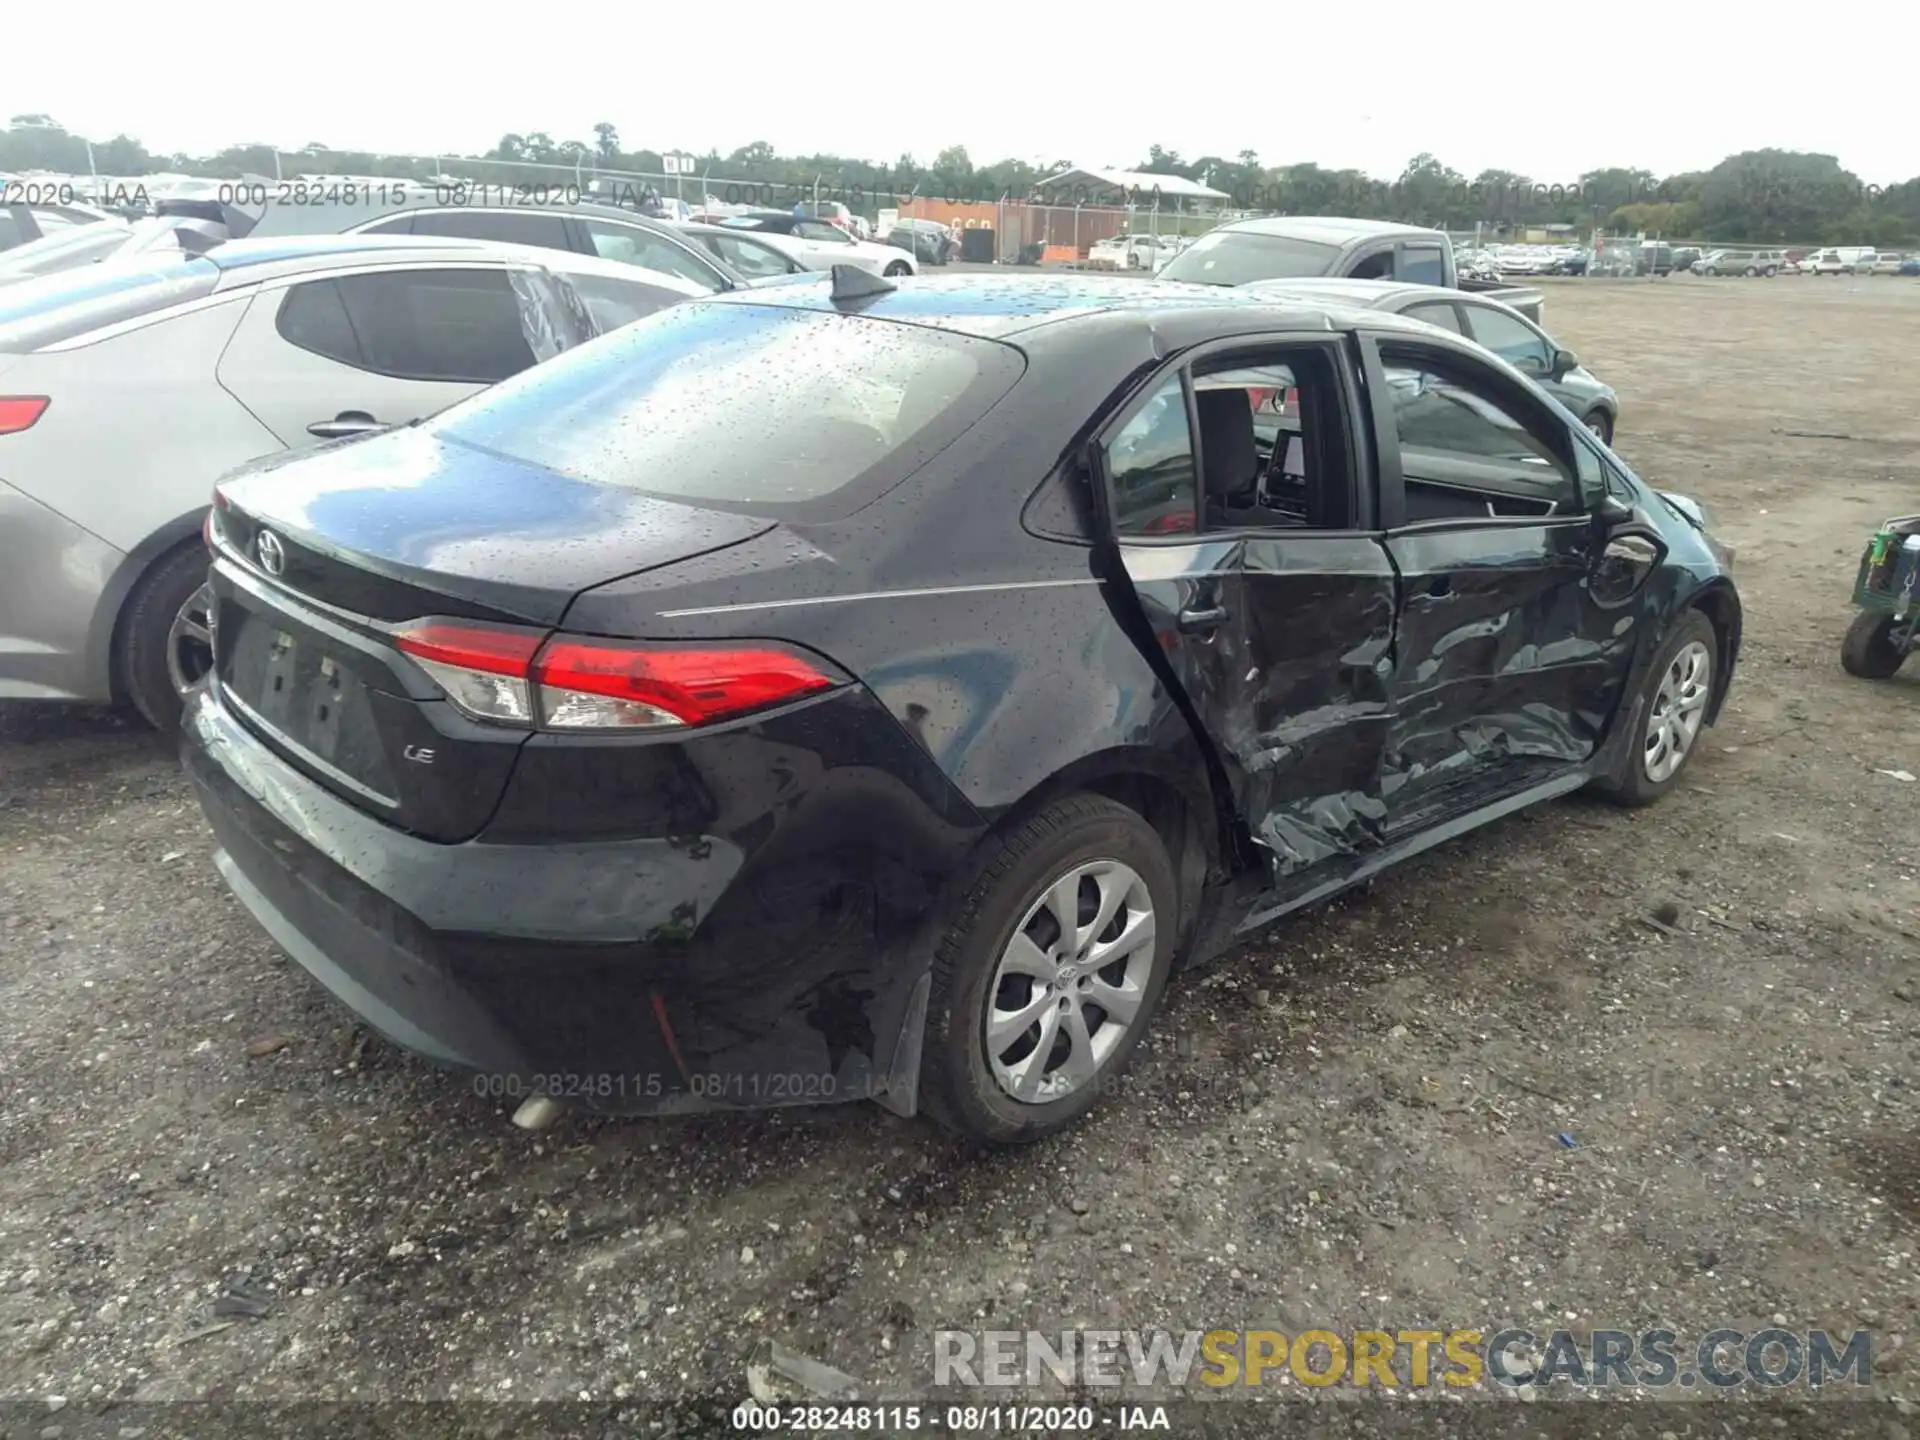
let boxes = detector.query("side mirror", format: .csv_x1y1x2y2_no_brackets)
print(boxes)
1593,492,1634,528
1551,348,1578,379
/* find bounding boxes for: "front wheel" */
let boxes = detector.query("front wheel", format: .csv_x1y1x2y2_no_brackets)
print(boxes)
1583,409,1615,446
882,260,910,277
919,794,1177,1144
1841,610,1908,679
120,542,216,734
1595,609,1718,808
1764,266,1778,277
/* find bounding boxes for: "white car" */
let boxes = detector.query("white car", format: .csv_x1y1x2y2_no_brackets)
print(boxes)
0,235,706,731
1088,233,1183,271
1806,247,1874,276
718,217,917,277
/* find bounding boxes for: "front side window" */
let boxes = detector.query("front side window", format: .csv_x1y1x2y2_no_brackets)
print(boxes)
1105,376,1198,537
1396,246,1446,285
581,219,726,290
1463,305,1554,377
1403,300,1463,334
1382,352,1575,510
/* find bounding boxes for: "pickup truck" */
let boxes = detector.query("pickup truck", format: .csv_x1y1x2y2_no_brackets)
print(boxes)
1156,216,1546,324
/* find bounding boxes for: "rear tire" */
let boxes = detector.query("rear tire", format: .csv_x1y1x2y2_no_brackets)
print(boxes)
1583,409,1615,446
120,541,214,735
883,261,910,277
1596,609,1718,808
919,794,1177,1144
1842,610,1907,679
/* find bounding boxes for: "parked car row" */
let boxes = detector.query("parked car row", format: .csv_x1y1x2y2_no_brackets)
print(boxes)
1783,247,1910,276
2,222,1738,1144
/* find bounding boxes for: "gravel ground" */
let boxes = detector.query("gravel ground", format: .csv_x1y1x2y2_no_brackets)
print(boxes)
1,273,1918,1432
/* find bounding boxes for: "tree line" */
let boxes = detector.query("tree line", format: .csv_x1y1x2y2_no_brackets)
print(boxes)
5,115,1915,245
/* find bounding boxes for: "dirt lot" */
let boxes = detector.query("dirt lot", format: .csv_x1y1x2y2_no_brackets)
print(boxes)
2,274,1918,1431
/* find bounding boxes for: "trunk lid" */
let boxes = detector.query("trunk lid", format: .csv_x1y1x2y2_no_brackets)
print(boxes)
213,426,775,626
209,428,776,841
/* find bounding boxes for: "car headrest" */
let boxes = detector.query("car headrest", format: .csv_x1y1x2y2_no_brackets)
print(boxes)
1195,388,1259,501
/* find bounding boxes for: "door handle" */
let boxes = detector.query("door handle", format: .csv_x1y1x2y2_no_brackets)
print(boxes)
1176,603,1229,634
307,413,383,439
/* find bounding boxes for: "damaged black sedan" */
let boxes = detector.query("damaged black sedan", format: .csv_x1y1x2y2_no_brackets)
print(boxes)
183,271,1740,1143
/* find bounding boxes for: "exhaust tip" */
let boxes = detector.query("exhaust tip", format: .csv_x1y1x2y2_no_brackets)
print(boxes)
511,1095,564,1131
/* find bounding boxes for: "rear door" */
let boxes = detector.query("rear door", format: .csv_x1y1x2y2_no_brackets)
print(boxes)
1097,335,1400,897
216,263,542,447
1360,332,1633,832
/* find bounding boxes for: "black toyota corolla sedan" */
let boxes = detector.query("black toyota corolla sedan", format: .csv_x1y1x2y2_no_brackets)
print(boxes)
183,269,1740,1144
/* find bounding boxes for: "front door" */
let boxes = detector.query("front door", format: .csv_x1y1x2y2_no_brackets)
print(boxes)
1361,334,1635,833
1099,338,1399,896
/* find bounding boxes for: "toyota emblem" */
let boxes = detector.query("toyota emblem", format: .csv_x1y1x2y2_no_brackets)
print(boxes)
255,529,286,576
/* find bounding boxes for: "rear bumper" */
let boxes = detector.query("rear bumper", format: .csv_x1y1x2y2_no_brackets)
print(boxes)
182,681,981,1115
0,480,122,702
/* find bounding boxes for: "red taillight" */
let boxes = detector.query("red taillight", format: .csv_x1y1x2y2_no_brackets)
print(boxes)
0,396,50,435
532,637,837,730
393,620,838,731
395,621,545,725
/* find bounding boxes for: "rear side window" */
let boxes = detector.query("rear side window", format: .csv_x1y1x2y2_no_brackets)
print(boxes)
409,209,571,251
559,272,688,332
581,219,726,290
709,234,799,279
429,300,1024,519
275,279,361,366
0,256,219,351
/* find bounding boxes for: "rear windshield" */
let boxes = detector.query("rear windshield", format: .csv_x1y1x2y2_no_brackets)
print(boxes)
1157,230,1341,286
429,300,1024,519
0,256,219,352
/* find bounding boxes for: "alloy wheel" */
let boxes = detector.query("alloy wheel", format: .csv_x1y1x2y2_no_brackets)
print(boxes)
1643,640,1712,783
984,859,1156,1104
166,582,215,698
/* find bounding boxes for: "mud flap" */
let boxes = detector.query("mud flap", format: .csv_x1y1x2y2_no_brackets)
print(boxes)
871,971,931,1118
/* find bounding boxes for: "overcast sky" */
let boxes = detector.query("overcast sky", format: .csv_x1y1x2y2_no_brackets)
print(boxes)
11,8,1911,186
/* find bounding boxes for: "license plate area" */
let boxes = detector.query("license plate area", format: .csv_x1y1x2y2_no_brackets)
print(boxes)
218,595,401,808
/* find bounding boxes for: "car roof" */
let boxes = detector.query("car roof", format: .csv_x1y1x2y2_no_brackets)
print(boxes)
1239,276,1538,323
1238,277,1435,307
243,194,686,239
201,233,708,293
1215,215,1445,244
706,270,1438,342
